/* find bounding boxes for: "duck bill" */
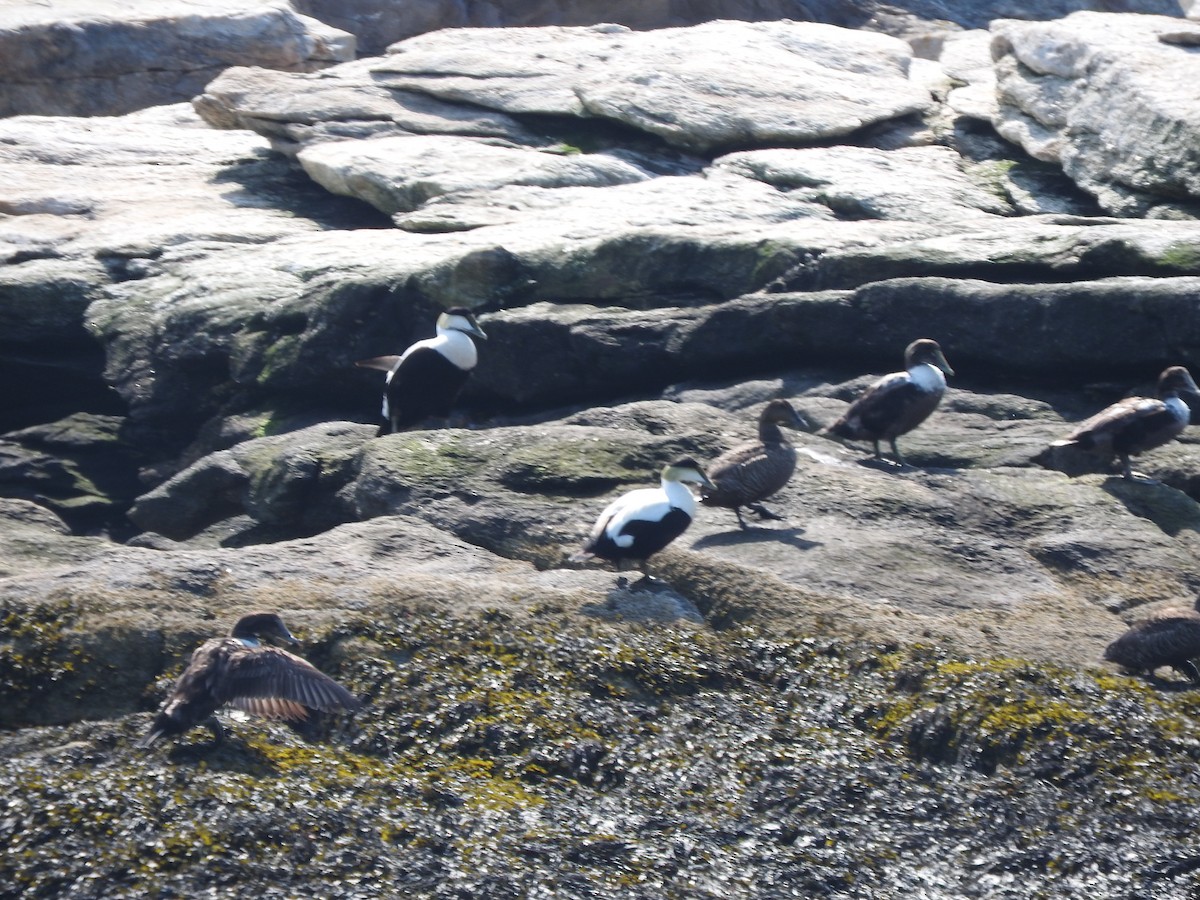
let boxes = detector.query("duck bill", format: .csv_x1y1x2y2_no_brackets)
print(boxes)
468,322,488,341
933,349,955,377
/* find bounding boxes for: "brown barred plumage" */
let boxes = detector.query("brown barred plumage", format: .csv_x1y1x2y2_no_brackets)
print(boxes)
1104,607,1200,683
701,399,807,529
138,613,361,748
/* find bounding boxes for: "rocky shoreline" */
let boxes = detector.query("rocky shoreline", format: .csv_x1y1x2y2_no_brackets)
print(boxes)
6,1,1200,896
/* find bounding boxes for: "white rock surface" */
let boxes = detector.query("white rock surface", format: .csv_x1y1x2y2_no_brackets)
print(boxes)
372,20,934,152
0,104,324,263
298,135,654,216
992,11,1200,215
0,0,354,116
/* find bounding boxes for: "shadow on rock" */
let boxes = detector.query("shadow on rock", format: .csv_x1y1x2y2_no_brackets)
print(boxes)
1101,478,1200,537
1142,675,1200,693
580,581,704,624
162,734,282,776
692,526,819,551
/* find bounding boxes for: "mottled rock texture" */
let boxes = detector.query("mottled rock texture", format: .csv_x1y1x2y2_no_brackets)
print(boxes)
0,0,354,117
6,8,1200,898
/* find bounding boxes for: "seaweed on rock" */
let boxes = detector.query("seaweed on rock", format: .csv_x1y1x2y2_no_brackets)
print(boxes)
3,613,1200,898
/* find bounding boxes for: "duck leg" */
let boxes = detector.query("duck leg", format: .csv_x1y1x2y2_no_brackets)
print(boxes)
1177,660,1200,685
614,558,637,588
889,438,907,467
748,503,784,522
734,507,748,530
204,716,226,745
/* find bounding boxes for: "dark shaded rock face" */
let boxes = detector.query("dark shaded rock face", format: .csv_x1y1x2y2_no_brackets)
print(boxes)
8,5,1200,898
0,1,355,117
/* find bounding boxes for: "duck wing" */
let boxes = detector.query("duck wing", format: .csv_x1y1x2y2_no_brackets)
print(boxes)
1105,614,1200,670
703,442,796,507
214,645,361,721
828,372,939,440
580,487,658,550
1056,397,1179,453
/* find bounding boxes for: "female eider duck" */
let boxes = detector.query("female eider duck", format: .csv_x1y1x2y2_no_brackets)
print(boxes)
823,338,954,466
356,307,487,434
1104,607,1200,684
700,399,809,529
137,613,361,748
571,458,714,574
1050,365,1199,480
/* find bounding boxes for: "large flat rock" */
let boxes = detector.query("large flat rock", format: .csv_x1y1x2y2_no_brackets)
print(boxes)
114,393,1200,674
0,0,354,117
370,21,933,153
992,12,1200,216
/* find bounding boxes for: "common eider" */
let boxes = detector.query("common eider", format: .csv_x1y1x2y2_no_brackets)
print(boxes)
571,458,714,573
1104,607,1200,684
1050,365,1199,480
356,307,487,434
700,399,808,529
823,338,954,466
137,613,361,748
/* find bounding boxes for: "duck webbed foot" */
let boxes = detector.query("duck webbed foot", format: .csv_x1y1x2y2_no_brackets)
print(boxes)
748,503,785,522
204,716,226,745
1176,660,1200,685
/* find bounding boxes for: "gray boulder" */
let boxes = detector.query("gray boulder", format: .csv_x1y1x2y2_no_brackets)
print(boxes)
0,498,114,579
0,0,353,117
0,102,380,440
115,390,1200,675
193,59,544,152
993,12,1200,217
294,0,878,56
370,21,933,153
298,135,655,217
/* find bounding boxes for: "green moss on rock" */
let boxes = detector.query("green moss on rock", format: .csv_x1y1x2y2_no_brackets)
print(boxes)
5,612,1200,897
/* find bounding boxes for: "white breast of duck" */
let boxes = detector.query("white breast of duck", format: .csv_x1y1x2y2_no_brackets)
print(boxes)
386,330,478,385
604,479,697,546
1164,395,1190,427
908,361,947,395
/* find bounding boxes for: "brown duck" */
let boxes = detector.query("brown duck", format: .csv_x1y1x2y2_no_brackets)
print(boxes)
1050,365,1199,480
137,613,361,748
1104,606,1200,683
823,339,954,466
701,399,808,529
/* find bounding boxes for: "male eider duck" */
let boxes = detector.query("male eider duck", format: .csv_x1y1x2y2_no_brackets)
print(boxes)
701,399,809,529
571,458,714,575
823,338,954,466
137,613,361,748
1104,607,1200,684
356,307,487,434
1050,365,1199,480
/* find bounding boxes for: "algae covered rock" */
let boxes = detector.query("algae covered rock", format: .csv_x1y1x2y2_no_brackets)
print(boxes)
4,611,1200,898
